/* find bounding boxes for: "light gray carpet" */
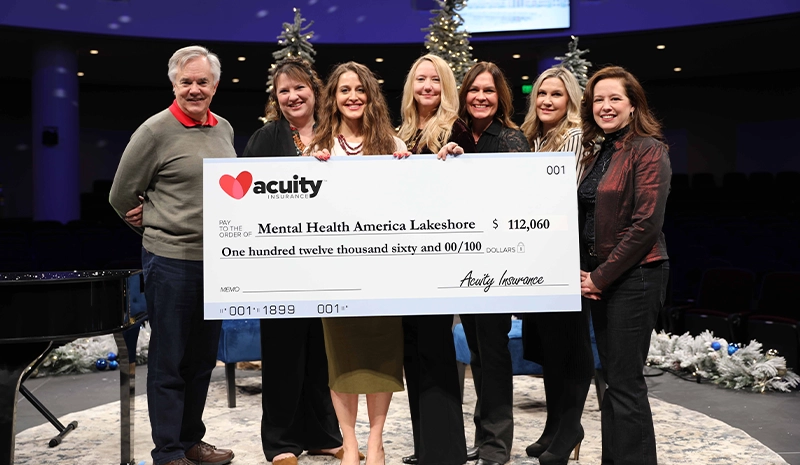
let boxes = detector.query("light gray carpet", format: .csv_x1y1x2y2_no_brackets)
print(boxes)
14,375,787,464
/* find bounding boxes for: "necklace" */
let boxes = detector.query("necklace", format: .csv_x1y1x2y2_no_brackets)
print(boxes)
337,134,363,155
290,125,306,156
405,129,423,152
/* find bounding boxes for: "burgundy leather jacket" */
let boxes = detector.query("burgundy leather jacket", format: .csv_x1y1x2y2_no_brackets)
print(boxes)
579,135,671,290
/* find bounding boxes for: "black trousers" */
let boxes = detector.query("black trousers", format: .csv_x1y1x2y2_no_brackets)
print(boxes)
260,318,342,461
589,261,669,465
460,313,513,463
403,315,467,465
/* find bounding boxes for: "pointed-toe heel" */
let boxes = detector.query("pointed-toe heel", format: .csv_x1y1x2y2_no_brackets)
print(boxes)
525,440,549,458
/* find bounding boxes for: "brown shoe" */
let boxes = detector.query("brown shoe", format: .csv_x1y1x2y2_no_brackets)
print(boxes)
185,441,234,465
164,459,194,465
274,456,298,465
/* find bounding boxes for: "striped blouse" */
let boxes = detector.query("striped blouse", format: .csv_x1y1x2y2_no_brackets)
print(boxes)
531,127,584,184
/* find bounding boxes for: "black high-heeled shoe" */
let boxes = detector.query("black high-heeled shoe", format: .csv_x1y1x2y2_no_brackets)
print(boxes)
524,439,551,458
526,368,562,458
537,428,583,465
539,376,591,465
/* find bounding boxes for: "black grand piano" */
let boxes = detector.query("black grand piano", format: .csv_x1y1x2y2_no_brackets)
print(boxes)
0,270,145,465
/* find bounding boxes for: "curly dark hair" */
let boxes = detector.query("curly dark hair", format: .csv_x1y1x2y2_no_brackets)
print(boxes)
310,62,397,155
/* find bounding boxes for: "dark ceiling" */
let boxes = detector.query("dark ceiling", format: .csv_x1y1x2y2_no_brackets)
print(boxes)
2,12,799,93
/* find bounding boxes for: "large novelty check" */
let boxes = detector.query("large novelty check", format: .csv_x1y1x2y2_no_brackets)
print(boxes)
203,153,581,319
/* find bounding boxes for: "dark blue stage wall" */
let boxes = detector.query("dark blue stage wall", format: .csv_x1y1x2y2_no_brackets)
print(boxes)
2,1,800,220
2,69,800,220
1,0,799,44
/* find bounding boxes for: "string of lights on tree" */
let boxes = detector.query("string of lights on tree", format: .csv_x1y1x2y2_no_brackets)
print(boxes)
263,8,316,101
556,35,591,90
423,0,475,85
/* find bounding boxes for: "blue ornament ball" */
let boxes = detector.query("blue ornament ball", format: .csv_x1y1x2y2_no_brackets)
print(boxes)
108,360,119,371
95,358,109,370
728,345,738,355
711,341,721,350
107,352,118,362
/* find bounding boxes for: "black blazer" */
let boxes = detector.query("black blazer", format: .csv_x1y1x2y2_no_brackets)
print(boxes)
241,119,297,158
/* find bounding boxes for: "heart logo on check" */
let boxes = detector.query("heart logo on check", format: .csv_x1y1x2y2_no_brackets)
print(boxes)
219,171,253,200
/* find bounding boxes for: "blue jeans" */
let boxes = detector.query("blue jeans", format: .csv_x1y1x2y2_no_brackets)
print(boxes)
142,248,222,465
589,260,669,465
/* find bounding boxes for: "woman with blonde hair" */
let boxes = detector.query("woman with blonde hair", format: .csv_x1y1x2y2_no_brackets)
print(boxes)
397,54,474,465
520,66,584,177
519,67,594,465
309,61,408,465
397,54,475,156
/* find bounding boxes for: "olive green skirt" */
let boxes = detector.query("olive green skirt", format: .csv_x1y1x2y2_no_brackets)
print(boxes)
322,316,404,394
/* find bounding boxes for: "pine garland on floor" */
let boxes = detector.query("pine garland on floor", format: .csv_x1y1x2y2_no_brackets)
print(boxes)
31,325,800,393
33,324,151,377
648,330,800,392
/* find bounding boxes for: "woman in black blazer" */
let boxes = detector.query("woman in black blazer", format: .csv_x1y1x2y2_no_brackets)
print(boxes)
242,58,351,465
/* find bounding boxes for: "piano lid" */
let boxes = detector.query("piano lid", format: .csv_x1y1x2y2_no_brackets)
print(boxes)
0,270,142,343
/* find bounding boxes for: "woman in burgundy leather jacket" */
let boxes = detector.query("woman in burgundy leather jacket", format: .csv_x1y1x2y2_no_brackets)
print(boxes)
578,66,670,465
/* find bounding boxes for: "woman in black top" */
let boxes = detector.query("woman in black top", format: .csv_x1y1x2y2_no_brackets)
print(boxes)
242,58,350,465
454,61,528,465
578,66,670,465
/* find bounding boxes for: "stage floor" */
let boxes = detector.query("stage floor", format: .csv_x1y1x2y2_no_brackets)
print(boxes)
15,364,800,464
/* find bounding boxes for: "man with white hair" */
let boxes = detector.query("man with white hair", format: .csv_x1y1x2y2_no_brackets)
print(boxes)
110,45,236,465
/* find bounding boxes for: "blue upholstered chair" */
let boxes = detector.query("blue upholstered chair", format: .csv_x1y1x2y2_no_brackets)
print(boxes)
453,318,605,408
121,273,147,363
216,319,261,407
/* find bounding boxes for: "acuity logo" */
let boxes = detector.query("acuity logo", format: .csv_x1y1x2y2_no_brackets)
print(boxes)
219,172,323,199
219,172,252,199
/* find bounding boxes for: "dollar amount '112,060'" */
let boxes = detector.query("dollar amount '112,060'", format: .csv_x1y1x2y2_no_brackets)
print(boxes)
508,219,550,231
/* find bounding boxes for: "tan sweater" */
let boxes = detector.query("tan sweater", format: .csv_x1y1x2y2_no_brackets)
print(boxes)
109,108,236,261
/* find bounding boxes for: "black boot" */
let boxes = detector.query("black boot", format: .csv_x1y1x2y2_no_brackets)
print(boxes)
538,377,591,465
525,368,562,458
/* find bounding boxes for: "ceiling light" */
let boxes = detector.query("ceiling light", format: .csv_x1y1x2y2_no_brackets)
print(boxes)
656,45,666,50
521,75,530,80
377,79,385,84
232,78,240,83
375,58,384,63
89,50,99,55
77,72,84,77
673,67,682,72
512,54,521,59
238,56,246,61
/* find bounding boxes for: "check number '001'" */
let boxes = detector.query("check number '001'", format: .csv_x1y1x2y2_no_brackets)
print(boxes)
547,165,566,175
318,303,347,314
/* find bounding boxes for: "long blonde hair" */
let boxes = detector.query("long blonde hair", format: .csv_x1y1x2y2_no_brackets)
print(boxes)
397,54,460,153
520,67,582,152
309,62,397,156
